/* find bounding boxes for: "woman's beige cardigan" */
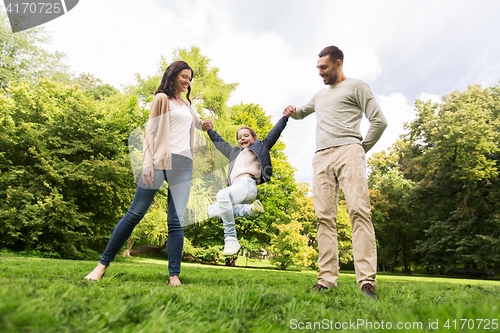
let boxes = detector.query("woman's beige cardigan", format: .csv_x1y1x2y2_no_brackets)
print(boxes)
142,93,202,170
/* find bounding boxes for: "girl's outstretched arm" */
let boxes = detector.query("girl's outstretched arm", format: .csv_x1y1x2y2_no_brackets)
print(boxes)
205,120,236,159
261,116,289,150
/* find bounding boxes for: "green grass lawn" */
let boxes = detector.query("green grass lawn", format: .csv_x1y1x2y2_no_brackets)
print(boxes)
1,252,499,332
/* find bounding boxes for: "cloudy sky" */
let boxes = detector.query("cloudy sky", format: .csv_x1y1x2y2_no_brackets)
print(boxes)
5,0,500,184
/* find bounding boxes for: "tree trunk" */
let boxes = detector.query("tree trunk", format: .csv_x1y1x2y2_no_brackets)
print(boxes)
225,255,237,266
123,238,136,257
403,248,412,274
389,247,402,272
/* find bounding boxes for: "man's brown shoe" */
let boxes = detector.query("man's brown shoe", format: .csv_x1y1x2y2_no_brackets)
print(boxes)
312,283,328,291
361,283,379,300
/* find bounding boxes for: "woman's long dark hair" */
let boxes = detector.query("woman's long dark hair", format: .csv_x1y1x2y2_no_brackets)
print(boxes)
155,61,194,104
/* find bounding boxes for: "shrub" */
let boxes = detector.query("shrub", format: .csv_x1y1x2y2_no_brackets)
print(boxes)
0,80,135,258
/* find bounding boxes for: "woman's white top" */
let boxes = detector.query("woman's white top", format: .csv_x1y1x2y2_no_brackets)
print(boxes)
169,100,193,159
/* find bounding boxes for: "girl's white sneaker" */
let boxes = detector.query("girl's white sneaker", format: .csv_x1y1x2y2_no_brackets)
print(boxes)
222,237,241,255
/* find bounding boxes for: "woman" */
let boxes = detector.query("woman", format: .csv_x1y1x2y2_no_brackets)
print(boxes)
85,61,205,286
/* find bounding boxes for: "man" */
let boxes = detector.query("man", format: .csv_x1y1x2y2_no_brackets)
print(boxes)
284,45,387,299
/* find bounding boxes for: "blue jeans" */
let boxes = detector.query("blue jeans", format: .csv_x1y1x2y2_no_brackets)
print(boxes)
100,154,193,276
207,176,257,239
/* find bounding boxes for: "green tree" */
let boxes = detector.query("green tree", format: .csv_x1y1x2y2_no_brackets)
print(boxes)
0,10,71,91
73,73,103,91
288,183,317,247
398,83,500,269
335,204,354,267
369,164,417,273
173,47,238,118
0,79,135,258
269,221,316,270
73,73,120,101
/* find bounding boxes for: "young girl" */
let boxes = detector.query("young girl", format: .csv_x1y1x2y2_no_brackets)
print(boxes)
203,115,290,255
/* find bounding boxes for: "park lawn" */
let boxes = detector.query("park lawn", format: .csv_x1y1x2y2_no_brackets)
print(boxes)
0,253,499,333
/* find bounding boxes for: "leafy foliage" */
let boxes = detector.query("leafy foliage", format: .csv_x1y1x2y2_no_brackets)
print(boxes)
0,80,136,258
269,221,316,269
369,163,416,273
369,83,500,271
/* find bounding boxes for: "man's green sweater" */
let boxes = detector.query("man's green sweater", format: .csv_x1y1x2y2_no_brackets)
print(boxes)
292,78,387,153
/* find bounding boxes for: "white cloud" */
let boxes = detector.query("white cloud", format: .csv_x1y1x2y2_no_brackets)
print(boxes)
417,92,441,104
344,47,383,81
202,31,321,119
366,93,416,157
283,115,317,183
44,0,209,87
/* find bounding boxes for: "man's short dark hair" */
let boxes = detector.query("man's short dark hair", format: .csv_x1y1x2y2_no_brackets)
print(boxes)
318,46,344,63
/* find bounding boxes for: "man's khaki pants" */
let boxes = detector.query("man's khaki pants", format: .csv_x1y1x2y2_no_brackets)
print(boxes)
312,144,377,289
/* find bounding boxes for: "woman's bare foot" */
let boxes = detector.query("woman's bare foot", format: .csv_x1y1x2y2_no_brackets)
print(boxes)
84,263,107,281
168,276,181,286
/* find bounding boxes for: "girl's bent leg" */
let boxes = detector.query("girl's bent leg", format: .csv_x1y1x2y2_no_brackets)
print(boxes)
233,201,261,217
207,202,220,219
217,177,257,239
208,200,259,219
